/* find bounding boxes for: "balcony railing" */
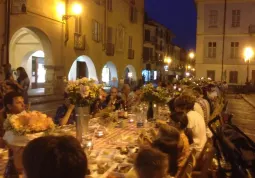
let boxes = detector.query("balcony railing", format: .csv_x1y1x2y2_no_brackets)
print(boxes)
128,49,135,59
106,43,115,56
249,25,255,34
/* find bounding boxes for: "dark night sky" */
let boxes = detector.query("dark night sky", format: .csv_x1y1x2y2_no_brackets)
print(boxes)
145,0,197,50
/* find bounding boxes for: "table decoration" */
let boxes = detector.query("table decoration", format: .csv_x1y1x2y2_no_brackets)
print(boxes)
141,83,169,121
65,77,102,142
3,111,55,171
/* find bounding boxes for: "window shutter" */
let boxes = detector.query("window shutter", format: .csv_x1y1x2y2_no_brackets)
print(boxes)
92,20,95,41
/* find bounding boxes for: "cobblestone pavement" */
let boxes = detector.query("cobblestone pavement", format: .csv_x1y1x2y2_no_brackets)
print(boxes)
227,94,255,142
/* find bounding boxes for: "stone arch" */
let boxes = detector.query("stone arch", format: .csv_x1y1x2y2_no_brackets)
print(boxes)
101,61,118,87
124,65,137,81
68,55,98,81
9,27,53,91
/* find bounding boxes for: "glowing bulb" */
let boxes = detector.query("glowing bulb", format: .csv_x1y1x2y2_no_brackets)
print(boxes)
244,47,254,62
72,3,82,15
56,2,65,16
189,52,195,59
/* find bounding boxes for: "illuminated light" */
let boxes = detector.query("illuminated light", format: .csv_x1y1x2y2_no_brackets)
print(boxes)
128,72,133,78
72,3,82,15
189,52,195,59
56,2,65,16
187,65,191,69
192,68,195,71
185,72,190,77
244,47,254,62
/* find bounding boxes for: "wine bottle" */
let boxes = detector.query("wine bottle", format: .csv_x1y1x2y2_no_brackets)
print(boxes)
4,149,19,178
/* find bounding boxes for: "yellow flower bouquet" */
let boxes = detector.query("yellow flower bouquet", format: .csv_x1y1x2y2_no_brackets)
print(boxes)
65,77,102,107
4,111,55,135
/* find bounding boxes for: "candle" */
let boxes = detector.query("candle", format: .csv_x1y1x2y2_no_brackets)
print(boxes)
97,131,104,137
129,118,134,123
87,141,92,148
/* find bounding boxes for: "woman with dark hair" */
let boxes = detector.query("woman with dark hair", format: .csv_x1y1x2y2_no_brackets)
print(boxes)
15,67,30,105
152,124,181,176
23,136,88,178
170,112,190,169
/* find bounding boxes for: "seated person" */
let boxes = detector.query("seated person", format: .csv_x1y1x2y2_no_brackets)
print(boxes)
4,91,25,116
170,112,190,169
152,124,181,176
22,135,88,178
104,87,122,111
174,94,207,155
90,89,110,117
54,93,75,125
134,147,169,178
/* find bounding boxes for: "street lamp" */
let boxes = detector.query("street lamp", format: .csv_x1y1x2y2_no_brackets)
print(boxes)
164,57,172,64
61,3,82,20
189,52,195,60
244,47,254,84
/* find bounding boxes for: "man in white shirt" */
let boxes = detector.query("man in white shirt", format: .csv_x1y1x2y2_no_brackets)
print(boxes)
174,94,207,155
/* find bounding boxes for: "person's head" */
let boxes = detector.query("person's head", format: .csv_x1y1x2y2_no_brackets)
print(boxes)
153,125,180,176
16,67,28,81
122,84,131,95
157,124,180,141
99,89,107,102
170,112,188,131
23,136,88,178
4,91,25,114
174,94,195,112
135,147,169,178
192,86,203,98
110,87,118,98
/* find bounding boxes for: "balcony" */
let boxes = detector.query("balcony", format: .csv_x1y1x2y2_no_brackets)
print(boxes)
249,25,255,34
144,36,156,44
106,43,115,56
128,49,135,59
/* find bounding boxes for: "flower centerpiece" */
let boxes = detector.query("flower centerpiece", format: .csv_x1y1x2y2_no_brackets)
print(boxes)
65,77,102,142
3,111,55,171
3,111,55,146
141,83,170,121
141,83,169,103
65,77,102,107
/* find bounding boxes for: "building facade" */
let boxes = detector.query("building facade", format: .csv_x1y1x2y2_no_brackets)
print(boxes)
143,17,183,83
0,0,144,94
195,0,255,85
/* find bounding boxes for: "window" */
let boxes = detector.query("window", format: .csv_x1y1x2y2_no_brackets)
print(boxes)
208,42,216,58
232,10,240,27
209,10,218,27
107,27,113,43
75,17,82,34
145,30,150,41
130,6,137,23
107,0,112,11
229,71,238,83
92,20,101,42
143,47,153,61
230,42,239,58
207,70,215,81
128,36,133,49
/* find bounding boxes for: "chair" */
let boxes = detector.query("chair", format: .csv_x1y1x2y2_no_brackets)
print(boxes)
192,141,215,178
175,149,196,178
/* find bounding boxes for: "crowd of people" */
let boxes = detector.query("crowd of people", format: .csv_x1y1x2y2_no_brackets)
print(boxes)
0,63,226,178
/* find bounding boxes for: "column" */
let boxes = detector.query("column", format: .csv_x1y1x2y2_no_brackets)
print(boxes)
44,65,55,95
